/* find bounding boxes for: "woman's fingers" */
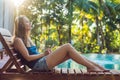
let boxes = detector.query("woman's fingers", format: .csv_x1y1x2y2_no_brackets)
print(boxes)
46,48,52,53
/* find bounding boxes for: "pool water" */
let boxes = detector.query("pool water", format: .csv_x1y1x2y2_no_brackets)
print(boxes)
57,54,120,70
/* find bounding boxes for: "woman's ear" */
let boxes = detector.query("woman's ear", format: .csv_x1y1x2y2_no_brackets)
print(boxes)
18,22,23,28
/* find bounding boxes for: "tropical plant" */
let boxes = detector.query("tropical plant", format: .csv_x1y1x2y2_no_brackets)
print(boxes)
15,0,120,53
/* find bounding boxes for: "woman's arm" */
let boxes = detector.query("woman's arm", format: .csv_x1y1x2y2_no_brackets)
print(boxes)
14,38,45,61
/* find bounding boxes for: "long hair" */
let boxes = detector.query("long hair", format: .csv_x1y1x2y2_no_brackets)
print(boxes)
13,15,29,46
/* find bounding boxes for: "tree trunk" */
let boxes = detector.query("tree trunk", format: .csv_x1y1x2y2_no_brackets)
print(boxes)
95,16,101,53
68,0,73,44
100,21,105,50
57,25,62,46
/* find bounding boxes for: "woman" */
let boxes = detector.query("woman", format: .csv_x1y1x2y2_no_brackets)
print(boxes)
13,15,107,72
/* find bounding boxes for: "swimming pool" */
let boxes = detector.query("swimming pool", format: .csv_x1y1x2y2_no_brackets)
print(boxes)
57,53,120,70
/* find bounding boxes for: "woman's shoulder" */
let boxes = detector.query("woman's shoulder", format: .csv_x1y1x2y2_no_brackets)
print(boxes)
14,37,22,41
13,37,25,50
14,37,23,44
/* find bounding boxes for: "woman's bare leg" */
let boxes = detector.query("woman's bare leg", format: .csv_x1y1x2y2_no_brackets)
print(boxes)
85,59,105,70
46,43,103,71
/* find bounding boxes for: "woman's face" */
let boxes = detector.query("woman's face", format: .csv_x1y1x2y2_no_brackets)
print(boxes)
23,17,32,31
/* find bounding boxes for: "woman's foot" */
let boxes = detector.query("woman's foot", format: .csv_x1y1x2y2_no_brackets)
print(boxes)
96,65,105,70
94,64,110,72
86,60,110,72
87,67,103,72
87,67,110,72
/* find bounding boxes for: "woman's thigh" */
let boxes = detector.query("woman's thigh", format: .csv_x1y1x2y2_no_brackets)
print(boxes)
46,43,70,69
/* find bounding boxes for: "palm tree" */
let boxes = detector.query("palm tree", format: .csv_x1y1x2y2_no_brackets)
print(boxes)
66,0,74,44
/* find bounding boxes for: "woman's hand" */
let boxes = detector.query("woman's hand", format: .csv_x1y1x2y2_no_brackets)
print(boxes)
43,48,52,56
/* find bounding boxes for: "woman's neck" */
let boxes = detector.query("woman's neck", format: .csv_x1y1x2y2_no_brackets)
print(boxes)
26,37,35,47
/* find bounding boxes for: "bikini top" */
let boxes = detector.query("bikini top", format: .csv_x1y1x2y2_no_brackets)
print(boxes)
17,46,40,68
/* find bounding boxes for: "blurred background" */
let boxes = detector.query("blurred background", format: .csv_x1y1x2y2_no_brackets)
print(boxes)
0,0,120,54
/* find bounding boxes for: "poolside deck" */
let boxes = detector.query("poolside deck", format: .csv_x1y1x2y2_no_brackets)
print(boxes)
1,68,120,80
0,54,120,80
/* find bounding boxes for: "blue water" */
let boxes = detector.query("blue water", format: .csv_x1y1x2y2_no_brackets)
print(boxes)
57,54,120,70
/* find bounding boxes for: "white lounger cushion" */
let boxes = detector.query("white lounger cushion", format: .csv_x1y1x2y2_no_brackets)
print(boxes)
0,28,12,49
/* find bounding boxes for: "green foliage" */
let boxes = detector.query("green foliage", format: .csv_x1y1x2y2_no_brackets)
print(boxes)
105,30,120,52
16,0,120,53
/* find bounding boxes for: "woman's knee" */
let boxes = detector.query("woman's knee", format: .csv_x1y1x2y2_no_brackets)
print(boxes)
64,43,71,48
